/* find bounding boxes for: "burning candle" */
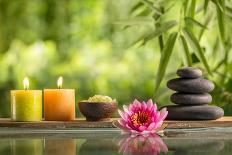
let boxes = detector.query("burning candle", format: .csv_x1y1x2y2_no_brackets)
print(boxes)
44,76,75,121
11,77,42,121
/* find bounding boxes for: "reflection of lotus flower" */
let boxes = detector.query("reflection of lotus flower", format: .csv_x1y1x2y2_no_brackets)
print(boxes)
118,134,168,155
114,99,168,134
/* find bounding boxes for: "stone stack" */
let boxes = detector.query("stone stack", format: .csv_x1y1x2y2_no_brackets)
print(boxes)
162,67,224,120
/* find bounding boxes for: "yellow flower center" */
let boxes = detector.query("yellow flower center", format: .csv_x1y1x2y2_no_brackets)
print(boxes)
131,111,151,126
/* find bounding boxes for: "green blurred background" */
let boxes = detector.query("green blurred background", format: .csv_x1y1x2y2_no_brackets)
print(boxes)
0,0,232,117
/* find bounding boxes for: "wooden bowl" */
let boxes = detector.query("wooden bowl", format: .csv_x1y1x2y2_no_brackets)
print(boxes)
78,101,118,121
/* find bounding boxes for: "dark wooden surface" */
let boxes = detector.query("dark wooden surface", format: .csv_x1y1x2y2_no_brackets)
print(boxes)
0,118,117,129
165,117,232,129
0,117,231,129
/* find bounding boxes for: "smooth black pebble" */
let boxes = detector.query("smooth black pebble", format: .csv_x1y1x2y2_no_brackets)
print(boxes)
177,67,202,78
170,93,212,105
161,105,224,120
167,78,215,93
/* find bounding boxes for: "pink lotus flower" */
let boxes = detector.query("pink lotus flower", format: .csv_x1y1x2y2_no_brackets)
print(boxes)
118,134,168,155
114,99,168,134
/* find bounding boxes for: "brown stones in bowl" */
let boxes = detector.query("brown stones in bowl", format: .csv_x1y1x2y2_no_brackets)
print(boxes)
78,101,118,121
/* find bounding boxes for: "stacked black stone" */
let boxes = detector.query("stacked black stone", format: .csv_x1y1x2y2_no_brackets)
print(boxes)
162,67,224,120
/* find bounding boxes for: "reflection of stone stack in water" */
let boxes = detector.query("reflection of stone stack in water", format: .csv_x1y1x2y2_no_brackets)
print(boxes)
163,67,224,120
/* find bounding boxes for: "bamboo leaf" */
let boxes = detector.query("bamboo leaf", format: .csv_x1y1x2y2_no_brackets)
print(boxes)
114,18,152,26
216,0,225,42
183,0,188,16
184,17,208,29
226,5,232,14
141,0,162,15
179,35,192,66
142,20,178,45
128,31,151,47
165,1,176,13
204,0,209,13
183,28,212,74
198,14,212,40
135,7,151,17
158,35,164,51
212,37,220,57
191,53,200,63
189,0,196,18
155,32,178,92
130,2,143,14
212,0,224,13
226,5,232,18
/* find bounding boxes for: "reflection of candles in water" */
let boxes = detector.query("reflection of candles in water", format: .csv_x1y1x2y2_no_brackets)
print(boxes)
12,139,43,155
0,139,12,154
45,139,76,155
11,77,42,121
44,76,75,121
118,134,168,155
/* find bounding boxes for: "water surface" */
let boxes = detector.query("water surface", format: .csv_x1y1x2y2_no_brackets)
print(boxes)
0,127,231,155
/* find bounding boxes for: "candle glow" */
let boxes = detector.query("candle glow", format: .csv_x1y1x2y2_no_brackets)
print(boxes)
23,77,29,90
57,76,63,89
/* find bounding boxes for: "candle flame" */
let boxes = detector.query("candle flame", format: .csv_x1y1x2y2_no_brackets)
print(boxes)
23,77,29,90
57,76,63,89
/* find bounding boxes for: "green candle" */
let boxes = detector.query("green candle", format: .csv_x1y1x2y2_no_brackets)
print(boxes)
11,77,42,121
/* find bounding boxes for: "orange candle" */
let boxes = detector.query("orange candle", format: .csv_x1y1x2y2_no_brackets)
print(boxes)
44,77,75,121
